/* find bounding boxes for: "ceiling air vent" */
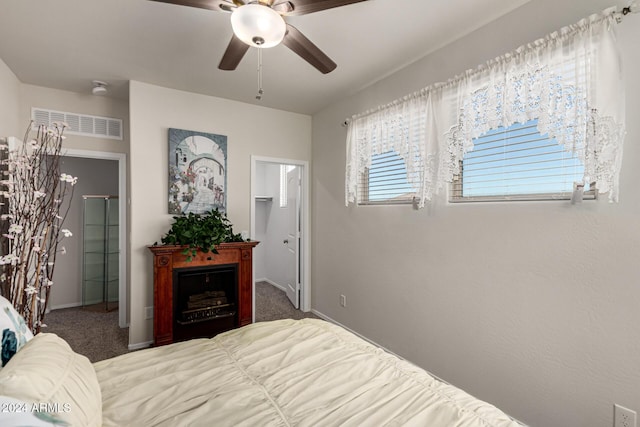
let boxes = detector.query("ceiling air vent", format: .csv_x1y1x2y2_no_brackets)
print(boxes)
31,107,123,141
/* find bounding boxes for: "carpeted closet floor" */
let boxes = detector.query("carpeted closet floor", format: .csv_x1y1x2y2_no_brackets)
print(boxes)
44,281,318,363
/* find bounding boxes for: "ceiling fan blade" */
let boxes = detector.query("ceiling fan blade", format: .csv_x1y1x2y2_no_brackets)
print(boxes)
147,0,239,12
219,34,251,70
282,0,367,16
282,24,336,74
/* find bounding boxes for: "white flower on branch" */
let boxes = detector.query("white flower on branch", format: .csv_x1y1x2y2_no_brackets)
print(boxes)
33,190,46,198
60,173,78,185
1,214,13,220
8,223,23,234
61,229,72,237
46,280,54,287
0,254,19,265
60,246,66,255
25,285,37,295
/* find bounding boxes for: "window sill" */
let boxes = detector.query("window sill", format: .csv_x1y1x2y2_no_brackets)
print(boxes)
449,192,597,203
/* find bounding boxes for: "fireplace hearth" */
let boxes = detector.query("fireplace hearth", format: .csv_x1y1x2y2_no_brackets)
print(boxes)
173,264,237,341
149,241,258,346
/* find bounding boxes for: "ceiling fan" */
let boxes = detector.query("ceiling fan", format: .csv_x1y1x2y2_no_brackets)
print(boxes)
149,0,368,74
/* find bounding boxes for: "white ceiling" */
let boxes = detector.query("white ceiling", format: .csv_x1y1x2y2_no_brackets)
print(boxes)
0,0,532,115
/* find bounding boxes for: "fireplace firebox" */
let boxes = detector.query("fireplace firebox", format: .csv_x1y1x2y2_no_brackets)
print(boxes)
173,264,238,341
149,241,258,346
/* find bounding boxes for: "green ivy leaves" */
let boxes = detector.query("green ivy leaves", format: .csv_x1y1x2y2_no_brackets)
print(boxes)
160,209,244,261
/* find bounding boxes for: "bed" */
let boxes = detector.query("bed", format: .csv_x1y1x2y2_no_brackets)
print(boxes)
0,318,523,426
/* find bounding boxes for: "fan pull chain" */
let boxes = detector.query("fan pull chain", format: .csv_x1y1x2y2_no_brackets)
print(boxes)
256,48,264,100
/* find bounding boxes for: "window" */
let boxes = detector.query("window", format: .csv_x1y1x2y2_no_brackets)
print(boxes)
346,10,624,207
450,119,595,202
279,164,296,208
359,151,421,205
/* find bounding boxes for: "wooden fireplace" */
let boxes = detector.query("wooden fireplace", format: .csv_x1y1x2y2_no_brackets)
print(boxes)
148,241,259,346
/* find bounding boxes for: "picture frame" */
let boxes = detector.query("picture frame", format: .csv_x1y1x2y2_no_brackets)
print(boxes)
168,128,227,214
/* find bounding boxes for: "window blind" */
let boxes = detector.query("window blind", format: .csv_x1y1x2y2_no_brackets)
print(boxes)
346,8,625,207
280,164,295,208
359,151,421,204
451,119,594,201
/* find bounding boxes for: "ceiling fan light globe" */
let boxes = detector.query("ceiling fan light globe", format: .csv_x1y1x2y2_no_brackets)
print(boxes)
230,4,286,48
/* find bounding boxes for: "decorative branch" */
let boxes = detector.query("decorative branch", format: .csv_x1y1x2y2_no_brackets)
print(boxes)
0,122,77,334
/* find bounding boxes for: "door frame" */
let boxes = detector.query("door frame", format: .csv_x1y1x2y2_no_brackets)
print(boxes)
250,156,310,318
63,148,128,329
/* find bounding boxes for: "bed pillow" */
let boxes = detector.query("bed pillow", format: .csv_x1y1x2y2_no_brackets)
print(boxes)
0,333,102,427
0,295,34,367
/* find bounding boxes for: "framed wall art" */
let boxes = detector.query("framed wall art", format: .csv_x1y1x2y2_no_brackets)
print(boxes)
168,128,227,215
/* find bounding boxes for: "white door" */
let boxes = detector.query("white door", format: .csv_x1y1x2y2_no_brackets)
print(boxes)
285,166,301,308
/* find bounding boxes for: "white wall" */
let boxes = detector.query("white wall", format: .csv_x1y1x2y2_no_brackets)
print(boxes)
0,57,20,138
50,157,119,309
19,84,129,154
311,1,640,427
129,81,311,346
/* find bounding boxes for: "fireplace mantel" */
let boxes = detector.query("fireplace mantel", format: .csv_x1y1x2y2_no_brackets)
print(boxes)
148,241,259,346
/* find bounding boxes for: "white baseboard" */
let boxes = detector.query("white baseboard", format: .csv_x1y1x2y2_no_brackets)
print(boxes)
310,309,528,426
310,311,458,391
49,302,83,311
257,278,286,292
311,310,448,380
310,309,403,360
128,340,153,351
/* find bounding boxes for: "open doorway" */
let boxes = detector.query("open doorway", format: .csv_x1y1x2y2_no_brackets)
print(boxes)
250,156,310,321
54,149,127,329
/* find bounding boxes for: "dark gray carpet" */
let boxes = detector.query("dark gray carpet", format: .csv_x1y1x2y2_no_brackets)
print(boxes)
43,307,129,363
44,281,318,362
255,280,319,322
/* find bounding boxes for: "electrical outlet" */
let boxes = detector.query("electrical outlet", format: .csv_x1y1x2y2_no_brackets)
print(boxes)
340,294,346,307
615,404,637,427
145,306,153,320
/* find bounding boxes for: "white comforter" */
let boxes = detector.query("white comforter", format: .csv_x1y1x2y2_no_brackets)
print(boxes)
94,319,521,427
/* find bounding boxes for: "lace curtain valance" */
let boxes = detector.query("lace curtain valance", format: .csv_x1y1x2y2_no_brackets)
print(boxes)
345,96,431,205
345,8,625,207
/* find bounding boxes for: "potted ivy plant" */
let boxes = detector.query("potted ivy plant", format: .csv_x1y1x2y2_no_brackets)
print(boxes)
160,209,245,261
